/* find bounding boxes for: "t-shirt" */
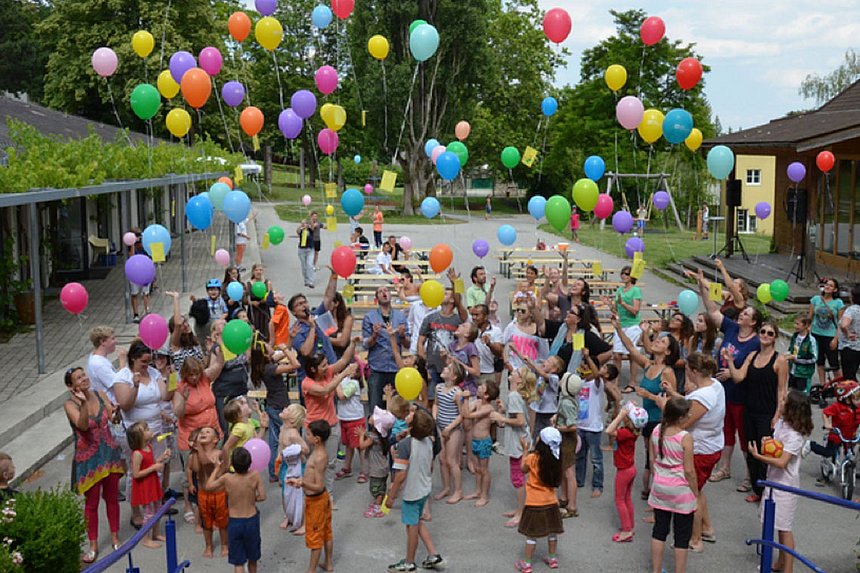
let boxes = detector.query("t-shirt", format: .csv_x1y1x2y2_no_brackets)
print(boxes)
823,401,860,445
500,392,530,458
262,363,290,411
176,376,219,450
614,426,636,470
719,316,760,405
523,452,558,507
839,304,860,351
686,382,726,455
115,366,165,430
530,373,559,414
336,378,364,421
503,321,543,370
365,426,389,479
616,285,642,328
475,324,503,374
373,211,384,232
577,378,604,432
393,436,433,502
235,220,249,245
465,284,489,308
302,367,338,426
419,310,462,371
298,226,311,249
370,252,392,274
230,421,255,449
87,353,119,403
448,341,478,394
766,419,803,488
311,221,322,242
810,295,844,337
271,305,291,347
556,395,579,429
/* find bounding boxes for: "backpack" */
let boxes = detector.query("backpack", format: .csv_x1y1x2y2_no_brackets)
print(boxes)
189,299,210,326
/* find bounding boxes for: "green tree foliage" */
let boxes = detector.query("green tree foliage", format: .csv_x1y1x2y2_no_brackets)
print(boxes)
799,48,860,106
0,0,51,102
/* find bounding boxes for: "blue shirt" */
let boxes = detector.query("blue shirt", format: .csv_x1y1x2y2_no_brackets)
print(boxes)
362,308,409,373
719,316,760,405
292,303,337,382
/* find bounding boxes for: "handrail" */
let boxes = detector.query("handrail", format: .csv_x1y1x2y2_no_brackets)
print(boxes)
746,539,826,572
757,479,860,511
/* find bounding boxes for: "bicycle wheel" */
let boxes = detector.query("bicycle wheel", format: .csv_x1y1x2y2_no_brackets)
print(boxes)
842,461,855,500
808,384,822,404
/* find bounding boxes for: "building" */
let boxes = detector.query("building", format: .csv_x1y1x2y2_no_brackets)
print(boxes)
734,155,775,236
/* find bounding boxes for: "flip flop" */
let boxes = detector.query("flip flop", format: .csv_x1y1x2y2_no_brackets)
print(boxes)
701,532,717,543
622,385,636,394
356,473,368,484
612,533,634,543
82,549,98,564
183,511,196,524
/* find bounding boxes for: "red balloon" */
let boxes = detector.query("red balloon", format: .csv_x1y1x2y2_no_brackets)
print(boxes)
330,245,357,278
331,0,354,19
542,8,572,44
676,57,702,91
816,150,835,173
60,282,89,315
640,16,665,46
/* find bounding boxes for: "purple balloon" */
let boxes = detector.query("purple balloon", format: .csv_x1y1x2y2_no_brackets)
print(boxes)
125,254,156,286
198,47,223,76
787,161,806,183
221,81,245,107
612,210,634,234
625,237,644,258
255,0,277,16
278,108,303,139
291,90,317,119
755,201,772,220
653,190,670,210
472,239,490,258
169,51,196,84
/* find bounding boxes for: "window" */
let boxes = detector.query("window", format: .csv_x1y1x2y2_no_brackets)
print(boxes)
737,209,749,233
746,169,761,185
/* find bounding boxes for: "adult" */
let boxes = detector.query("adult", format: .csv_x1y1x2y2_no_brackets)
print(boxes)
235,216,251,269
546,304,612,374
208,318,251,435
470,304,504,385
540,266,567,321
701,204,709,240
523,265,539,294
289,292,339,392
838,284,860,380
297,218,316,288
126,228,151,323
64,367,125,563
310,210,324,270
808,278,844,385
465,266,495,309
566,273,601,333
351,226,370,258
86,326,128,403
369,242,397,276
372,204,384,248
418,269,469,399
608,265,643,393
643,313,693,393
246,263,273,339
166,290,205,373
363,285,410,412
503,293,543,372
386,235,406,273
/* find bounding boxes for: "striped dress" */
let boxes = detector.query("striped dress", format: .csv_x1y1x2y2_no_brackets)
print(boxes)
435,384,460,431
648,425,697,514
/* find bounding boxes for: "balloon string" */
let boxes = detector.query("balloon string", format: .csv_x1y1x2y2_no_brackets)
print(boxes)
146,119,153,176
272,51,285,110
106,82,133,146
636,44,646,100
537,117,550,185
613,92,620,176
381,63,390,153
342,27,364,111
532,117,543,148
158,0,172,70
392,63,420,166
212,78,235,154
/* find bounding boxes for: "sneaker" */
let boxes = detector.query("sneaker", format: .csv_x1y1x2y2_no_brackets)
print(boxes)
815,478,828,487
491,441,501,454
363,504,384,518
514,560,533,573
388,559,417,572
420,554,445,569
542,556,559,569
132,314,140,324
801,440,811,459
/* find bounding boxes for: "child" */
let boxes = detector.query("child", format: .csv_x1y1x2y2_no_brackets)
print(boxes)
748,390,814,573
436,362,468,505
570,206,580,242
222,397,269,472
807,380,859,481
387,393,412,447
185,428,204,533
335,374,366,481
457,381,499,507
386,408,445,572
485,195,492,220
516,427,564,573
357,406,395,518
576,349,620,498
0,452,18,502
787,316,817,394
207,447,266,573
517,352,565,436
648,397,697,573
191,279,229,344
127,421,171,549
554,373,582,518
605,403,648,542
279,404,308,534
191,426,229,558
287,420,335,573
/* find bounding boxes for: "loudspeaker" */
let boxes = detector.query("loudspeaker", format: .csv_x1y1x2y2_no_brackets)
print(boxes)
726,179,742,207
786,188,807,224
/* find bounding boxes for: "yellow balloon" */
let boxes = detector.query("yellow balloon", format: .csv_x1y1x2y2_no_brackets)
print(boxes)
325,204,334,216
685,128,703,152
157,70,180,99
132,30,155,59
604,64,627,92
420,280,444,308
255,16,283,51
638,108,664,144
321,104,347,132
395,367,423,400
368,35,390,60
166,108,192,138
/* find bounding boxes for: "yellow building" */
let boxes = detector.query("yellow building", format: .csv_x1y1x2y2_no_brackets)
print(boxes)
733,155,776,235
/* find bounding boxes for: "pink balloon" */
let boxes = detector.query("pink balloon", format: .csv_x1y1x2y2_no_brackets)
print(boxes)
139,313,169,349
123,232,137,247
594,194,614,219
455,121,471,141
245,437,271,472
364,184,373,194
314,65,338,95
60,282,88,315
399,236,412,250
215,248,230,266
317,128,339,155
198,47,223,76
616,96,644,130
92,47,118,78
302,194,312,206
431,145,447,165
640,16,666,46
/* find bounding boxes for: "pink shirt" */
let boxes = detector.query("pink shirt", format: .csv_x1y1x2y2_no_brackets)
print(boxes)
302,367,338,427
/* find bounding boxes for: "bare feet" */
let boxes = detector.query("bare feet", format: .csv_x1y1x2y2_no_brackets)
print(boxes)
474,498,489,507
467,462,477,475
445,493,463,504
463,492,480,500
195,525,204,534
642,515,655,524
220,546,228,558
433,489,451,501
502,510,517,518
320,560,335,572
280,518,291,530
504,517,520,528
154,534,166,542
293,527,305,536
142,539,163,549
591,490,602,498
202,547,214,558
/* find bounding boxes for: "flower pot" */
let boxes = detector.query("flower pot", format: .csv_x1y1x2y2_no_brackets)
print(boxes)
14,291,35,325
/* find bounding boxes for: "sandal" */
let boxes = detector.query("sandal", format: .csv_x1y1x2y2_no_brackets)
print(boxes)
641,490,649,500
708,468,731,483
612,532,634,543
334,468,352,480
356,472,368,484
737,479,752,493
560,507,579,518
82,549,98,564
622,385,636,394
701,532,717,543
183,511,196,524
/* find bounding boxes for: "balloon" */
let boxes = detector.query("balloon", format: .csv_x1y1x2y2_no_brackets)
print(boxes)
685,128,703,152
543,7,572,43
130,84,160,121
223,319,253,354
640,16,665,46
222,81,245,108
572,178,599,212
255,0,276,16
755,202,771,220
311,5,333,28
240,106,264,137
278,108,302,139
409,20,428,36
364,184,373,194
186,195,214,229
501,147,521,169
169,51,196,84
419,280,444,308
223,191,251,224
637,108,664,144
331,245,357,278
251,282,267,299
421,197,441,219
199,192,210,202
315,65,338,95
198,47,223,76
446,141,469,167
770,279,789,302
541,97,558,117
291,90,317,119
340,188,364,217
354,155,361,164
268,226,285,245
209,182,230,210
612,210,634,234
123,232,137,247
662,108,693,145
317,128,339,155
410,24,440,62
472,239,490,258
255,16,283,50
228,11,252,42
497,224,517,246
399,236,412,251
757,283,772,304
625,237,644,258
142,224,171,256
616,96,644,130
436,151,461,181
245,438,271,473
302,194,312,207
594,194,614,219
653,191,670,210
180,68,211,109
320,103,347,131
604,64,627,92
139,313,169,349
430,145,447,165
132,31,154,59
707,145,735,180
156,70,179,99
214,249,230,267
165,108,191,137
455,121,471,141
429,244,453,273
125,254,156,286
676,57,703,91
60,282,88,315
678,290,698,316
92,47,118,77
331,0,354,19
545,195,571,232
583,155,606,181
787,161,806,183
424,139,440,157
227,282,244,302
816,150,835,173
368,35,390,60
219,177,233,189
395,368,422,400
528,196,547,220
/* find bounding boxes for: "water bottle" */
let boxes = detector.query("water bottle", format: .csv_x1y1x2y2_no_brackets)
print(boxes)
337,447,345,461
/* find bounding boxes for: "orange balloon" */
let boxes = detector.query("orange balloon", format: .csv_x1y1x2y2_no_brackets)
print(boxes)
240,106,264,137
180,67,211,109
218,177,233,189
429,243,453,273
228,12,252,42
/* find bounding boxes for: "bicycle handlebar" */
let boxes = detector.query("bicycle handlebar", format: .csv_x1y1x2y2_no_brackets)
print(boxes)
830,427,860,444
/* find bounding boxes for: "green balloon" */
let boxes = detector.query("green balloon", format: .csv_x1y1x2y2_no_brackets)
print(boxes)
268,225,285,245
545,195,571,233
251,281,267,299
222,319,253,355
572,178,599,212
447,141,469,167
130,83,161,121
770,279,789,302
501,146,521,169
409,19,428,36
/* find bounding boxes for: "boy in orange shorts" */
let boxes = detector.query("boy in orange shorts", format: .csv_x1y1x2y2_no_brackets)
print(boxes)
192,427,228,558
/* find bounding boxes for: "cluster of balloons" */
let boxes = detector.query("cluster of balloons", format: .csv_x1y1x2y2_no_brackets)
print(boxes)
757,280,790,304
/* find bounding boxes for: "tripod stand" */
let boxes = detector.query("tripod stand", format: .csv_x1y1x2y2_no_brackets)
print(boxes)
713,232,751,262
787,252,805,283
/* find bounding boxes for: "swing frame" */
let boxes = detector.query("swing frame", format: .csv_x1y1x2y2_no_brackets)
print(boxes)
604,172,684,231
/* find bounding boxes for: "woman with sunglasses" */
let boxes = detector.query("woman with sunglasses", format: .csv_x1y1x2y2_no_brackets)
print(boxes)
837,284,860,380
503,295,542,371
547,304,612,374
165,290,205,372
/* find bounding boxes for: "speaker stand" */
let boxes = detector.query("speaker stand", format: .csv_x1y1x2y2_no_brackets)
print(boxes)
787,253,805,283
713,233,751,263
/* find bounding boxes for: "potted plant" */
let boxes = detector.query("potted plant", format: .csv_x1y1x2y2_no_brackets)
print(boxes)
0,236,33,329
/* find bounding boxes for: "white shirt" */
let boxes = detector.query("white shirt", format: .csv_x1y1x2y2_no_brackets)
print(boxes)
87,353,119,403
235,220,249,245
409,299,433,353
370,252,392,275
336,379,365,421
475,324,503,374
577,378,605,432
686,381,726,455
115,366,165,433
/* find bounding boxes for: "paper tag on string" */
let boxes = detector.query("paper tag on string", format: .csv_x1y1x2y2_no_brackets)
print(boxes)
380,171,397,193
210,235,216,256
709,282,723,302
234,166,244,185
361,110,367,127
150,242,166,263
342,283,355,299
631,259,645,279
522,146,539,168
171,200,175,218
633,251,643,264
453,278,465,295
592,261,602,276
261,233,270,250
252,135,260,152
167,372,178,392
324,183,338,199
572,332,585,351
333,240,342,248
380,495,390,515
326,216,337,231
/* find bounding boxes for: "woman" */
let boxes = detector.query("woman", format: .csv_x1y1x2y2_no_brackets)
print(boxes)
688,313,721,360
524,266,539,295
568,278,601,333
372,205,384,248
321,271,355,358
664,313,694,393
386,235,406,273
548,304,612,373
165,290,205,371
64,367,124,563
808,278,843,385
837,283,860,380
503,295,543,371
607,266,643,393
540,265,567,321
208,318,251,435
724,320,788,503
246,263,274,340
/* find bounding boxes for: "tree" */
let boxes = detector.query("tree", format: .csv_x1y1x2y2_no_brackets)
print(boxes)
799,48,860,106
0,0,51,102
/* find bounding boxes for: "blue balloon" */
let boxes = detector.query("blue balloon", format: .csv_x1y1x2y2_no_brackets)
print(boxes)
227,281,244,302
541,96,558,117
353,154,361,164
410,24,439,62
678,289,699,317
662,108,694,145
421,197,441,219
497,224,517,246
142,224,171,256
223,190,251,224
209,182,231,210
340,188,365,217
198,191,210,202
583,155,606,181
186,195,213,230
424,138,440,157
436,151,461,181
527,196,546,220
707,145,735,180
311,5,332,28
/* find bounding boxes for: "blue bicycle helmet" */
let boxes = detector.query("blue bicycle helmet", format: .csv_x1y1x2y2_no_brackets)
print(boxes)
206,278,222,289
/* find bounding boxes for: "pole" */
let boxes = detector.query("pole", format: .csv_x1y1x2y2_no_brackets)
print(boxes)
165,515,178,573
120,191,132,324
28,203,45,374
760,496,775,572
178,184,187,293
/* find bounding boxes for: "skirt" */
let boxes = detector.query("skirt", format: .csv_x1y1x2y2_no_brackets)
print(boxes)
560,433,577,470
518,504,564,538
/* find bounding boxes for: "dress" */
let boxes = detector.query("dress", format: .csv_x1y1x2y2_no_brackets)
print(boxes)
280,444,304,529
131,446,163,506
761,420,804,532
71,394,125,495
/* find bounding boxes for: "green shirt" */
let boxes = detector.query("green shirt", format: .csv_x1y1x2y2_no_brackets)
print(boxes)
616,285,642,328
465,285,489,308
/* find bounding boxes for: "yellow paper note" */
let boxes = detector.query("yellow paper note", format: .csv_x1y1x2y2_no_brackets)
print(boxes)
380,170,397,193
573,332,585,351
210,235,216,256
709,282,723,302
326,216,337,232
380,495,390,515
633,250,643,264
234,165,244,185
333,240,343,248
453,278,465,295
361,110,367,127
252,135,260,152
156,432,173,442
150,241,166,263
631,259,645,279
324,182,338,199
592,261,603,276
261,233,270,250
522,146,539,168
167,372,178,392
342,283,355,299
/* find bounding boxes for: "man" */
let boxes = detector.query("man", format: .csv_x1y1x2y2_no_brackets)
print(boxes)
362,286,410,412
418,269,469,400
289,293,337,389
469,304,503,385
310,210,324,270
465,266,495,309
350,226,370,259
297,219,315,288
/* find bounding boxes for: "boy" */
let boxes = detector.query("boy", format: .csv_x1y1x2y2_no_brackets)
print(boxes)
192,427,228,558
806,380,859,485
457,381,499,507
287,420,334,573
191,279,228,345
0,452,18,502
386,408,445,572
787,316,817,393
207,447,266,573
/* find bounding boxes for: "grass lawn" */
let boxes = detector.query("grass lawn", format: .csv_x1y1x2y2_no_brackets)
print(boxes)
273,204,463,225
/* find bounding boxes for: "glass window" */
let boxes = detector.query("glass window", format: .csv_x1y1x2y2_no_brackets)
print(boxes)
746,169,761,185
737,208,749,233
837,160,853,257
820,167,836,254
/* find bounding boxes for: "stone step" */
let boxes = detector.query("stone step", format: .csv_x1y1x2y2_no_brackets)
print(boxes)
6,407,75,486
0,362,75,452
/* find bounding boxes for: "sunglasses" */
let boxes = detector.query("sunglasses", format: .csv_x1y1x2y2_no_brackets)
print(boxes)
759,329,776,337
567,310,580,317
620,271,630,276
515,308,528,313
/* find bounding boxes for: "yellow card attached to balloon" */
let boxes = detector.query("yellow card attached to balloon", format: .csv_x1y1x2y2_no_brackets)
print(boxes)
150,242,166,263
522,146,539,168
210,235,216,257
380,495,390,515
261,233,270,250
573,332,585,351
631,259,645,279
342,283,355,299
380,170,397,193
709,282,723,302
453,278,465,295
592,261,602,276
325,182,337,199
168,372,178,392
156,432,173,442
234,165,244,186
252,135,260,152
326,216,337,232
633,250,643,264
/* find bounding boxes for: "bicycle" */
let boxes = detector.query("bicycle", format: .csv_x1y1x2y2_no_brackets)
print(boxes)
817,427,859,500
808,367,842,409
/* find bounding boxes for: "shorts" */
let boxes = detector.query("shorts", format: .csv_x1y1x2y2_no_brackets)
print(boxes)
472,436,493,460
813,332,839,368
652,508,693,549
693,451,721,492
493,357,505,373
643,421,659,468
613,325,642,354
129,282,151,296
198,489,228,530
560,432,578,470
227,512,261,566
305,490,333,549
427,367,443,400
401,495,428,526
340,418,364,449
723,401,745,447
369,476,387,499
509,456,524,489
313,240,322,253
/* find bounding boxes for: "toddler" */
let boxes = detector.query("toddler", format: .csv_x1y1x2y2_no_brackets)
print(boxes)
335,375,366,481
222,396,269,472
605,403,648,542
357,406,395,518
279,404,308,534
191,426,228,558
127,421,171,549
807,380,859,483
457,381,499,507
0,452,18,502
555,373,582,518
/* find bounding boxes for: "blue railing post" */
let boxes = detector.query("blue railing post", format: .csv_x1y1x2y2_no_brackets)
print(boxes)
165,514,178,573
760,496,775,573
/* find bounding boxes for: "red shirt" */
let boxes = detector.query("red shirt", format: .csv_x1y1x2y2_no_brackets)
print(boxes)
613,426,637,469
823,401,860,445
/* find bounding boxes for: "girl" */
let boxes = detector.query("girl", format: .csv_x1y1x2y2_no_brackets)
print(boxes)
447,322,481,395
688,312,721,359
436,362,468,505
356,407,395,518
335,372,366,481
388,324,430,407
648,397,697,573
808,277,843,385
504,297,542,371
250,344,299,483
221,396,268,472
127,421,172,549
515,427,564,573
605,403,648,542
555,373,582,517
608,265,643,393
246,263,273,340
278,404,308,534
787,316,817,393
517,352,565,437
373,204,384,248
747,391,813,573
